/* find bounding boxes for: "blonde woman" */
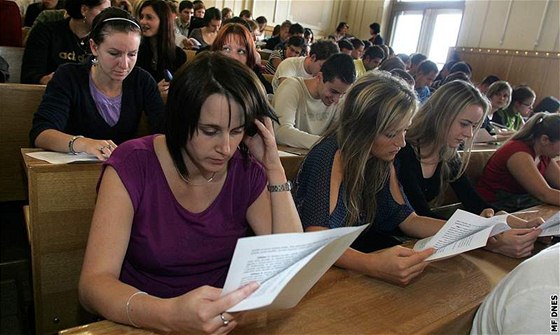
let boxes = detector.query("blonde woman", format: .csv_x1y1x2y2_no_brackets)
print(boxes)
398,80,542,258
294,72,443,286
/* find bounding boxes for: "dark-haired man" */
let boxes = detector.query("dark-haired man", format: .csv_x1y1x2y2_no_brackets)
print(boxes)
272,39,339,91
354,45,385,78
273,54,356,149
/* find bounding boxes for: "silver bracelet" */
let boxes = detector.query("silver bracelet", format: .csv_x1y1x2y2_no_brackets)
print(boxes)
126,291,148,328
267,181,292,192
68,135,84,155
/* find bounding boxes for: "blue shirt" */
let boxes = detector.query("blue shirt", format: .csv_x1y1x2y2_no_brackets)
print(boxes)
294,135,415,252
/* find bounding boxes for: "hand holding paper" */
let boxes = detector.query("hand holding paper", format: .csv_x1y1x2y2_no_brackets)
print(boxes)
221,225,367,312
414,210,511,261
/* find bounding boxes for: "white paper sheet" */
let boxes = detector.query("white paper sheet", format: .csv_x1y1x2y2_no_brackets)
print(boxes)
26,151,99,164
221,225,368,312
414,209,510,261
539,211,560,237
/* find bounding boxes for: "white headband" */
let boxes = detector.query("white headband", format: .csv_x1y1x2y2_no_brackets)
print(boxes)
102,17,141,30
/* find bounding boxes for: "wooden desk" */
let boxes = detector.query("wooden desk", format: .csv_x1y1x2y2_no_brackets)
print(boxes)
59,206,558,335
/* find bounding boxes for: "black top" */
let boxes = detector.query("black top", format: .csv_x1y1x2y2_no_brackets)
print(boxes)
24,1,65,27
30,61,165,145
136,41,187,82
22,18,90,84
370,35,384,45
264,36,282,51
396,143,492,219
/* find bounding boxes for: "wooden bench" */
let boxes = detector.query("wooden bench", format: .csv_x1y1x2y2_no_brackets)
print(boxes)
22,149,100,335
0,83,46,202
0,46,24,83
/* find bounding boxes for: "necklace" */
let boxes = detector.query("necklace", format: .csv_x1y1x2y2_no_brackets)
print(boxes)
175,165,216,186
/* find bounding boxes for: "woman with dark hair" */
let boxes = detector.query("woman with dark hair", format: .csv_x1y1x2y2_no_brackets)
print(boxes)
79,52,302,332
211,22,273,93
368,22,383,45
21,0,111,84
477,113,560,211
30,7,164,160
136,0,186,94
189,7,221,48
533,96,560,115
333,22,348,41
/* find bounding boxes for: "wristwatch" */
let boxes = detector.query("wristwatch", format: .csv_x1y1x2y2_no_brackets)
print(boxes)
267,181,292,192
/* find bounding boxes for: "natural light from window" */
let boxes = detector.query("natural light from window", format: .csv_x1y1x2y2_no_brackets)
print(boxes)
391,13,423,55
428,12,462,67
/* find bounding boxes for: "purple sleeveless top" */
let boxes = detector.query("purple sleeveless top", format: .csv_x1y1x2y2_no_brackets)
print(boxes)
101,135,267,298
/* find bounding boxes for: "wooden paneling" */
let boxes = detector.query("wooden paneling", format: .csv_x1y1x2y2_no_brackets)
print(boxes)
0,83,46,202
452,47,560,101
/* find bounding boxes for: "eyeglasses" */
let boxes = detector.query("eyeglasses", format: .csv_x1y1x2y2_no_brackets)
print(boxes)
520,102,533,109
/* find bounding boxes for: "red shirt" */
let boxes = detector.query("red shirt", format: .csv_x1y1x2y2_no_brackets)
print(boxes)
476,140,550,202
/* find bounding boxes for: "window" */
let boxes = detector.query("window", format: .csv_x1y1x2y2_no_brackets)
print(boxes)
388,1,464,68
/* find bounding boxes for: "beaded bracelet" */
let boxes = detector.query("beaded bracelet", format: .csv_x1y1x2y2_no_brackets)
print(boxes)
126,291,148,328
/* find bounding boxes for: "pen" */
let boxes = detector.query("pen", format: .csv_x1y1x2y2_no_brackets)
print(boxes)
512,210,539,215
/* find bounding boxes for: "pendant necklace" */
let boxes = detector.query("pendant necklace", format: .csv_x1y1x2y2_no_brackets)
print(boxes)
175,165,216,186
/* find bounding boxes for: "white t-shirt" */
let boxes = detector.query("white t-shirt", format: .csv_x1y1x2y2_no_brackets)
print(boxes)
471,243,560,335
272,77,338,149
271,57,311,92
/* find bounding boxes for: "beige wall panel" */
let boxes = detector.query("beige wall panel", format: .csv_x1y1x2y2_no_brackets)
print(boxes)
501,1,546,50
252,0,276,23
459,0,559,51
345,0,385,40
458,0,489,47
537,0,560,50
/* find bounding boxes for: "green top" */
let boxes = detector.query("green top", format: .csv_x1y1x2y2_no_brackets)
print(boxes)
495,105,524,131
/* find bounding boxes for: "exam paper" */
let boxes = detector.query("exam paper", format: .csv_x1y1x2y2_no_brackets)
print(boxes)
221,225,367,312
414,209,510,261
539,211,560,237
26,151,99,164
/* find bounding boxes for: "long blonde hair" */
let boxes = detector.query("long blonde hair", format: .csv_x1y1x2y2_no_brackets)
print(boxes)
323,71,417,226
406,80,489,205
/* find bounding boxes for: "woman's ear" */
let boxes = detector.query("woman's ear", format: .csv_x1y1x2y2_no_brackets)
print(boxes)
539,134,550,145
89,39,98,56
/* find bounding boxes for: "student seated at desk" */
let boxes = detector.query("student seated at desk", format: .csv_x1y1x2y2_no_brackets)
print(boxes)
136,0,187,95
480,81,513,137
21,0,111,85
294,72,443,286
397,80,541,258
30,8,165,161
271,39,339,91
273,53,355,149
494,85,536,131
477,113,560,212
78,52,302,333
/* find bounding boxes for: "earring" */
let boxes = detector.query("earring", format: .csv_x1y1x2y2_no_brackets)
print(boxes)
92,57,98,65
